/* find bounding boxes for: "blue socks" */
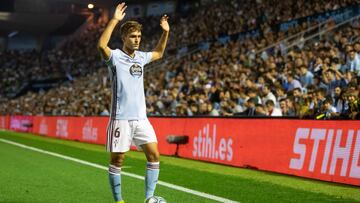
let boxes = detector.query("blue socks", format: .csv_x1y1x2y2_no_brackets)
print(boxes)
145,162,160,199
109,165,122,201
109,162,159,200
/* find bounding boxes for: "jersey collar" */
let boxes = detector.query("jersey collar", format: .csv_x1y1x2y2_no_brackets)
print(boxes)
120,49,136,59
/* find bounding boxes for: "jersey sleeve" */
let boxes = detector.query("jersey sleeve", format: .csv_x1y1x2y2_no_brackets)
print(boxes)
104,49,118,67
140,51,153,66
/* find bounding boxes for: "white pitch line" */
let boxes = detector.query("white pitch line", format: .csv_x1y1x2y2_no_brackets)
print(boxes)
0,138,239,203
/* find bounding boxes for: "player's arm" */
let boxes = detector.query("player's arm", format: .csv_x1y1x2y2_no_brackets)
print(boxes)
151,15,170,62
97,3,127,60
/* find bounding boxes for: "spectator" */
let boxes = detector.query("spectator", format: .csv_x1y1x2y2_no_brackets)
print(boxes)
320,98,338,119
235,97,257,116
285,97,297,116
261,84,277,106
265,100,282,116
333,86,346,114
299,65,314,88
347,90,360,119
255,104,267,117
313,88,327,115
286,73,302,92
323,69,346,96
345,49,360,76
275,86,287,104
292,88,304,106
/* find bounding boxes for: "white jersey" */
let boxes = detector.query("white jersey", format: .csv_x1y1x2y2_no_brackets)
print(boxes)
105,49,152,120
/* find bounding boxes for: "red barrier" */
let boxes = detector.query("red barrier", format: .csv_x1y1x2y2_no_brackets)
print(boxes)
72,117,108,144
9,116,33,132
32,116,108,145
33,116,73,138
149,118,360,186
0,116,10,130
3,115,360,186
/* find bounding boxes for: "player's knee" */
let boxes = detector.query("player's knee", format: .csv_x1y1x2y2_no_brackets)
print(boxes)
110,153,125,167
147,151,160,162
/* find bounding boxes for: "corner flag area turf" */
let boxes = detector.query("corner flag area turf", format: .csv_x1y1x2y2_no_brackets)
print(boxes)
0,130,359,203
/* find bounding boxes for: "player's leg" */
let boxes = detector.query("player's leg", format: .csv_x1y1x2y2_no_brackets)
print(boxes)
109,152,125,203
141,142,160,199
106,119,132,203
132,119,159,199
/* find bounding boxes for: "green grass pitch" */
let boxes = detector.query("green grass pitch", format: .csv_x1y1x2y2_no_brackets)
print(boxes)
0,130,359,203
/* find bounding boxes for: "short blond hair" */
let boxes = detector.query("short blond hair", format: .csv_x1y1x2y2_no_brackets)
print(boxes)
120,21,142,40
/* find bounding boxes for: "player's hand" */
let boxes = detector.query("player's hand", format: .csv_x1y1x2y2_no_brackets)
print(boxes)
113,3,127,21
160,14,170,32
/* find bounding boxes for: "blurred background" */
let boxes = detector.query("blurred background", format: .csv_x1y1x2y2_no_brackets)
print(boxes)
0,0,359,120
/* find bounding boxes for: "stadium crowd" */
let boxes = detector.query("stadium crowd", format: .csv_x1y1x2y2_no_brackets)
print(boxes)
1,0,359,97
166,0,360,49
0,0,359,119
143,19,360,119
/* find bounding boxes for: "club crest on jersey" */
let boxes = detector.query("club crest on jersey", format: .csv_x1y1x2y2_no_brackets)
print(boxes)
129,63,142,78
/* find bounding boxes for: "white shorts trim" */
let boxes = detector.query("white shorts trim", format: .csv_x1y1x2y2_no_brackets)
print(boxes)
106,119,157,153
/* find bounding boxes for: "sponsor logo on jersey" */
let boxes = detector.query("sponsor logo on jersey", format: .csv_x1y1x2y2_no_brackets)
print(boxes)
129,63,142,78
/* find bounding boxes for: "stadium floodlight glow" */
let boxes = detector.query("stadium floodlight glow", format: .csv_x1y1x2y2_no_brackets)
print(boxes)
88,3,94,9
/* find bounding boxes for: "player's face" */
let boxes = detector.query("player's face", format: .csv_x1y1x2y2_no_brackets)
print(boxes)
124,30,141,51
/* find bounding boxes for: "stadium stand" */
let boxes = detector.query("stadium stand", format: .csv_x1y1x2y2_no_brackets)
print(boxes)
0,0,359,119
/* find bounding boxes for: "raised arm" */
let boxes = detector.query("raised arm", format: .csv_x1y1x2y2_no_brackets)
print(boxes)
97,3,127,60
151,15,170,62
333,67,344,78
